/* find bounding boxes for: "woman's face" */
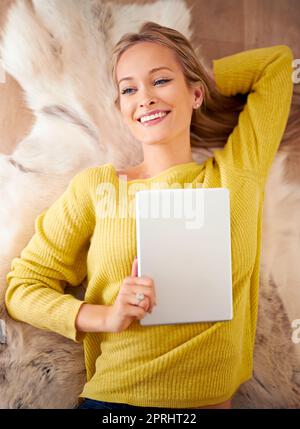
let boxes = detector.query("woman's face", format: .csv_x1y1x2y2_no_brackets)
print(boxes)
116,42,201,147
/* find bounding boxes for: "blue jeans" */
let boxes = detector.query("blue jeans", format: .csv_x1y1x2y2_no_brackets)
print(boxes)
76,398,191,412
77,398,184,411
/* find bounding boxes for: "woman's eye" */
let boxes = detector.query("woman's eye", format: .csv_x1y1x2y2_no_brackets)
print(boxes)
155,78,171,86
121,78,171,95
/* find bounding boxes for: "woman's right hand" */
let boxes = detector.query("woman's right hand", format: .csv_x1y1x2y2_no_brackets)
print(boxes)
104,258,157,333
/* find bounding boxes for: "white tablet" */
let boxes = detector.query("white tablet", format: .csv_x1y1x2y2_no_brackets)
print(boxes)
135,188,233,326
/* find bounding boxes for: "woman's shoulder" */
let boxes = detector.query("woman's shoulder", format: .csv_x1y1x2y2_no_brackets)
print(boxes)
72,163,115,185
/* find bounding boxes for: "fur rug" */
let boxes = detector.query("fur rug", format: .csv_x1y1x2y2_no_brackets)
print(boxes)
0,0,299,408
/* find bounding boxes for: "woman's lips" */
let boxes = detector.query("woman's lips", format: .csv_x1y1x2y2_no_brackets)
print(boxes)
139,111,171,127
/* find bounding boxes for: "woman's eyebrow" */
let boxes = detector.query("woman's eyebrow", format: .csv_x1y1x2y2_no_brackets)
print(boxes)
118,66,174,85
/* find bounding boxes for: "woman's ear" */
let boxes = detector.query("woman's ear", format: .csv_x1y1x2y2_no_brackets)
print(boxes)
193,86,204,109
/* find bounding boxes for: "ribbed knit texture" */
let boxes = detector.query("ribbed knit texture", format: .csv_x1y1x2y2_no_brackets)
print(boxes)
5,45,293,408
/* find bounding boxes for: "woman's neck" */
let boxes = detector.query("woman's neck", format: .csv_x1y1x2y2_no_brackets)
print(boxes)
132,154,194,179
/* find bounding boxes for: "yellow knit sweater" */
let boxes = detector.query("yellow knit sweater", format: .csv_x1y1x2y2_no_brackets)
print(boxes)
5,45,293,408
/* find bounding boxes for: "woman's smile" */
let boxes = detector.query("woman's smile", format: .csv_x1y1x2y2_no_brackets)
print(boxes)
138,110,171,127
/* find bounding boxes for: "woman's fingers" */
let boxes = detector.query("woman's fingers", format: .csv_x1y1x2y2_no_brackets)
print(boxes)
126,259,156,312
120,288,155,311
124,273,156,301
121,283,156,306
131,294,151,311
117,290,151,312
124,276,155,289
131,258,138,277
123,303,148,320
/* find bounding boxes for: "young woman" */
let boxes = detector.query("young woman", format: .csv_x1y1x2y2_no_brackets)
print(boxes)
5,22,293,410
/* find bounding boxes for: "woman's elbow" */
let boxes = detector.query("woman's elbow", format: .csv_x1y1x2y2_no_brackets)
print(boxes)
4,281,22,319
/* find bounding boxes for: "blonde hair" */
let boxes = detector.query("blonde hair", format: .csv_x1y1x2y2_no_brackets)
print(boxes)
110,21,247,149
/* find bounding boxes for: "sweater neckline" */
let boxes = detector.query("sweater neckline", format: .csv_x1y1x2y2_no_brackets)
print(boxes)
109,161,198,184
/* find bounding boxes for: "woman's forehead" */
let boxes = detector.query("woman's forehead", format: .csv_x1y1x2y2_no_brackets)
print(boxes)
117,43,179,77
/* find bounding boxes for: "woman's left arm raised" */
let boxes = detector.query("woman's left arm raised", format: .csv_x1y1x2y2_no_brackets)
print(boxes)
212,45,294,185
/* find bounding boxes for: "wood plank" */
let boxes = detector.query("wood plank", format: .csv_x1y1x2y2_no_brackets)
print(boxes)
244,0,300,57
0,0,34,154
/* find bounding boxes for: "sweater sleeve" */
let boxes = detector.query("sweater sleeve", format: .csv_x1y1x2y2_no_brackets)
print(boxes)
5,169,95,343
212,45,294,184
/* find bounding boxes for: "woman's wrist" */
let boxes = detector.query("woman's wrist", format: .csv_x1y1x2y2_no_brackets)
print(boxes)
75,303,109,333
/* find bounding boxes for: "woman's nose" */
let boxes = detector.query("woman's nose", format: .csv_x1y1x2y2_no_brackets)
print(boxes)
140,94,157,108
138,87,157,108
140,100,156,109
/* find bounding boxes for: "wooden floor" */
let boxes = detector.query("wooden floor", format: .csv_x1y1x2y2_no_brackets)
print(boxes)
0,0,300,154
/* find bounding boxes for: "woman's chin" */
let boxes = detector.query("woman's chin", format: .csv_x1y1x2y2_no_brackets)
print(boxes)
138,134,172,145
